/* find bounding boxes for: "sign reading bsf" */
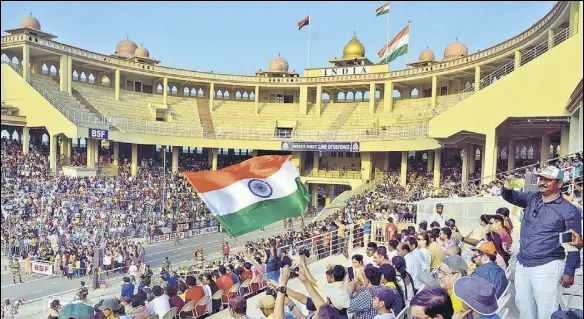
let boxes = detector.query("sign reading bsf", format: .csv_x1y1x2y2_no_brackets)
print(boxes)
88,128,108,139
151,231,187,243
32,261,53,276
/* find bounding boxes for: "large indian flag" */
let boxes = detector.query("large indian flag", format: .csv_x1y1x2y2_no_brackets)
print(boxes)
183,155,310,237
378,24,409,64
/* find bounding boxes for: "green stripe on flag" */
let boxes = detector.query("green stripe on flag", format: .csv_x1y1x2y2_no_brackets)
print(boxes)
217,178,310,237
379,44,408,64
376,8,389,17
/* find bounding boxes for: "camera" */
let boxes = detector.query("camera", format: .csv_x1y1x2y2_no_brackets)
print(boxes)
289,267,300,279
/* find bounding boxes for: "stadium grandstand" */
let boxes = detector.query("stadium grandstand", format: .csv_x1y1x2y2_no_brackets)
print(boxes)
1,1,583,319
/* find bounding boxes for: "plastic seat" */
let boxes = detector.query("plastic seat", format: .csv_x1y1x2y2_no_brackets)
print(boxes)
194,295,210,317
161,307,178,319
211,289,224,312
178,300,195,319
497,294,511,314
223,283,240,306
239,279,252,296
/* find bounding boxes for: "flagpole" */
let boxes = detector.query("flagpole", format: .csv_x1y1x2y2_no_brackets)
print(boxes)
386,5,390,71
406,19,411,65
307,15,311,69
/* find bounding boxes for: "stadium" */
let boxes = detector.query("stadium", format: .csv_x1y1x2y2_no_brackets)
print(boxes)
1,1,583,319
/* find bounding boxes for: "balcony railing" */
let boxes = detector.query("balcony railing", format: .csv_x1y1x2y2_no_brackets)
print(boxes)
303,170,362,179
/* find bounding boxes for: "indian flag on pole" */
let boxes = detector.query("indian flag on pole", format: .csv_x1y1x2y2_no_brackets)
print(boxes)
378,23,409,64
183,155,310,237
376,2,390,17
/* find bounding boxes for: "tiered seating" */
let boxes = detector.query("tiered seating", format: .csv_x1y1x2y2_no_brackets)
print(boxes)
212,100,272,128
31,74,97,118
166,96,201,125
295,102,346,130
342,101,384,129
392,97,433,124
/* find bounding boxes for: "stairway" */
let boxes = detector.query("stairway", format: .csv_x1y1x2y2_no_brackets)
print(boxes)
328,103,357,131
197,99,216,137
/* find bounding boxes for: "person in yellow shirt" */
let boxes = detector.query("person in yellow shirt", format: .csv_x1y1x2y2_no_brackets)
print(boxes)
435,256,468,314
428,229,445,271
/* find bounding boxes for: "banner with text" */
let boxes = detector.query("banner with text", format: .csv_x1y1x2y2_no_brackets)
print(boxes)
151,231,187,243
32,261,54,276
150,226,220,243
188,226,219,237
281,142,360,152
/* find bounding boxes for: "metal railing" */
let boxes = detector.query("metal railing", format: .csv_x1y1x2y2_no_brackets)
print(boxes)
434,25,577,116
303,170,362,179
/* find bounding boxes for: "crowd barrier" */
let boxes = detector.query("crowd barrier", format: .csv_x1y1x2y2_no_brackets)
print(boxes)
149,226,220,243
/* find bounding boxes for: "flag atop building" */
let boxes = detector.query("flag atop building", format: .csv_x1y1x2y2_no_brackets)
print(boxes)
183,155,310,237
378,23,409,64
376,2,390,17
298,15,310,30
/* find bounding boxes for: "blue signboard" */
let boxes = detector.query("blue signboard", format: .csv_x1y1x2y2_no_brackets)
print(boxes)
88,128,108,139
281,142,360,152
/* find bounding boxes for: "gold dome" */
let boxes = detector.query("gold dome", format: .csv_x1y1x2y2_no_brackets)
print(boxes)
115,39,137,58
419,49,435,61
135,46,150,58
342,34,365,59
21,14,41,30
444,41,468,59
269,55,289,72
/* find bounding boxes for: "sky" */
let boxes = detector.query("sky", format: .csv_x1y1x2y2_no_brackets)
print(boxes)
1,1,556,75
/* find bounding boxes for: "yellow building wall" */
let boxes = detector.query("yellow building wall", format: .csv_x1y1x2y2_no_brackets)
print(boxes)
303,64,389,77
320,152,361,169
429,32,583,138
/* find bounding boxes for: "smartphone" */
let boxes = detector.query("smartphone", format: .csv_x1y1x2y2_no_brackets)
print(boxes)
560,231,573,244
348,267,355,281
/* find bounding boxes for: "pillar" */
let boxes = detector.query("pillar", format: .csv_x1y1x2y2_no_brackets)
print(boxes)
361,151,372,181
66,138,72,165
94,140,100,165
384,81,394,113
66,56,72,95
212,148,218,171
430,75,437,109
163,77,168,105
316,85,322,117
468,145,476,175
170,146,179,173
87,139,95,169
482,130,498,183
369,82,376,114
59,55,68,92
569,109,581,154
299,86,308,115
312,184,319,208
22,44,30,80
433,149,442,188
514,51,522,70
508,140,517,171
548,29,556,50
380,152,389,172
313,151,320,173
291,151,302,173
114,69,120,101
541,134,551,164
255,85,260,114
49,135,57,173
474,66,481,93
131,144,138,176
427,150,434,173
325,184,333,207
59,137,66,163
570,0,581,32
400,151,408,186
22,127,29,155
209,82,215,112
461,144,470,184
113,142,119,166
560,127,570,157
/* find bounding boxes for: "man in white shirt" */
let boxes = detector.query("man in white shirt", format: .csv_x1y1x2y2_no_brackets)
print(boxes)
399,240,423,290
147,285,170,317
429,204,447,228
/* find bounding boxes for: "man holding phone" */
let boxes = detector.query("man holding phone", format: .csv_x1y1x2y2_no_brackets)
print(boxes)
501,166,582,319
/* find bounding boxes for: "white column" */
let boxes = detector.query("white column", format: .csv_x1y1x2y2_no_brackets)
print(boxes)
482,130,498,183
22,44,30,80
22,127,29,155
113,142,119,166
114,69,120,101
560,127,570,157
508,140,517,171
427,150,434,173
131,144,138,176
209,82,215,112
474,65,481,93
461,144,470,184
172,146,179,173
66,55,72,96
49,135,58,173
541,134,551,164
59,55,68,92
468,145,476,176
86,139,94,169
400,151,408,186
163,77,168,105
369,82,376,114
433,149,442,188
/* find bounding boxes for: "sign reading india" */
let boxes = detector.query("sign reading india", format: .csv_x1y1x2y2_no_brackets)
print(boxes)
321,66,370,77
281,142,360,152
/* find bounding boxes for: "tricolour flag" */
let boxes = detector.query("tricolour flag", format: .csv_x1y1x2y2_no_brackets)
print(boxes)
378,23,409,64
298,15,310,30
376,2,390,17
184,155,310,237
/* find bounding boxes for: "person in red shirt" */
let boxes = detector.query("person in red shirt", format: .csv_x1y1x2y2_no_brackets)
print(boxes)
385,217,398,241
222,243,230,263
240,262,253,282
184,276,206,313
216,265,235,303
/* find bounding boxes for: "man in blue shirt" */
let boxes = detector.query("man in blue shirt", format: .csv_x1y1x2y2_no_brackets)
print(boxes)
120,276,135,298
471,241,509,298
501,166,582,319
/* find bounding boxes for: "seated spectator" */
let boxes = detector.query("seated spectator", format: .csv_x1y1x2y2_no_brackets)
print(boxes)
453,277,501,319
184,276,204,305
410,288,454,319
470,242,509,298
228,296,254,319
166,285,185,311
347,265,382,319
322,265,350,316
446,246,462,257
370,286,401,319
439,227,457,250
202,273,221,313
240,262,254,282
98,298,124,319
227,264,241,284
378,264,405,315
217,265,236,303
364,242,378,266
435,256,468,313
125,294,150,319
146,285,170,317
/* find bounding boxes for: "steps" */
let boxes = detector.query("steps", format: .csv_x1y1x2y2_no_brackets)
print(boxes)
328,103,357,131
197,99,216,136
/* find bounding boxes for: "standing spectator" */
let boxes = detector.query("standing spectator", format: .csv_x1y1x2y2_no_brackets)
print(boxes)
370,287,401,319
430,204,447,228
146,286,170,317
121,277,135,298
501,167,582,319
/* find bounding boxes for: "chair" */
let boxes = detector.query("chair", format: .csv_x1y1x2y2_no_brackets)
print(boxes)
223,283,240,306
177,300,195,319
505,266,512,280
250,275,265,293
195,295,210,317
497,294,511,314
498,308,509,319
147,315,159,319
211,289,224,312
161,307,178,319
239,279,252,296
498,283,510,303
395,307,408,319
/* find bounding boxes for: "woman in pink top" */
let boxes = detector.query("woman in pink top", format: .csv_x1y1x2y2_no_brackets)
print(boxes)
251,256,266,287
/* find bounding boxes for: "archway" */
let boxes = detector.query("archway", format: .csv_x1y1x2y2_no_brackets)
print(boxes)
88,73,95,84
80,72,87,82
183,87,190,96
322,92,330,103
249,92,255,101
102,76,111,86
50,65,57,76
243,92,249,100
41,63,49,75
72,70,79,81
393,89,401,99
157,84,163,94
235,91,242,100
411,88,419,98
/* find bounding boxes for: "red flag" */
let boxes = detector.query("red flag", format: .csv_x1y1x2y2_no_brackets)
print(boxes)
298,15,310,30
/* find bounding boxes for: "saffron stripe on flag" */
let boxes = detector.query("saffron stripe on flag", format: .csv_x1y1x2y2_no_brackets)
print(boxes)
378,24,410,58
298,15,310,30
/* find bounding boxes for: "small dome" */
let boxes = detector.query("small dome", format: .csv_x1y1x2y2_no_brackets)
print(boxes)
135,46,150,58
343,34,365,59
419,49,435,61
115,39,137,57
444,41,468,59
21,14,41,30
269,55,289,72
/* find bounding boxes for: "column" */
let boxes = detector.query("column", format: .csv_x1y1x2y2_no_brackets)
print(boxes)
49,135,57,173
540,134,551,164
400,151,408,186
59,55,68,92
163,77,168,105
548,29,556,49
461,144,470,184
209,82,215,111
569,110,581,154
212,148,218,171
474,66,481,93
299,86,308,115
325,184,333,207
172,146,179,173
114,69,120,101
22,44,30,80
131,144,138,176
59,137,66,165
433,149,442,188
507,140,516,171
22,126,29,155
254,85,260,114
560,127,570,157
316,85,322,117
311,184,319,208
468,145,476,176
361,151,372,181
514,51,522,70
482,130,498,183
313,151,320,173
380,152,389,172
86,139,95,169
369,82,376,114
113,142,119,166
291,151,302,173
427,150,434,173
569,0,580,31
384,81,394,113
65,138,72,165
430,75,437,109
94,139,100,165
